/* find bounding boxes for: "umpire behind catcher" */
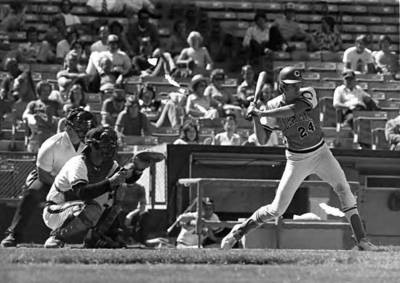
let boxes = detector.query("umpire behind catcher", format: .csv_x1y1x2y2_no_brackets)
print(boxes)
42,126,162,248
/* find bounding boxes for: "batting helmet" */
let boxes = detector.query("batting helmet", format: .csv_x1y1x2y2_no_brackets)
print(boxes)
66,108,97,141
85,126,118,160
278,66,302,84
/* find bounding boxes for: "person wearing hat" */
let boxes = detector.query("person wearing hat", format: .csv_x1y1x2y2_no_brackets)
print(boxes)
115,95,152,138
343,35,375,74
372,35,398,75
333,69,379,129
103,34,132,76
186,74,219,119
101,87,126,127
176,197,222,248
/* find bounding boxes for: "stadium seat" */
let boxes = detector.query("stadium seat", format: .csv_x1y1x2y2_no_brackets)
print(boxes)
252,2,282,11
370,120,388,150
306,62,336,72
302,72,320,81
152,128,179,144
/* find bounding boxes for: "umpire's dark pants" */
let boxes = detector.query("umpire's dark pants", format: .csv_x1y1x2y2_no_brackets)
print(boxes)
6,172,50,240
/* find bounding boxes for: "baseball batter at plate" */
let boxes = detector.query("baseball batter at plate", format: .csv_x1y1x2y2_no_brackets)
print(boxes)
221,66,378,251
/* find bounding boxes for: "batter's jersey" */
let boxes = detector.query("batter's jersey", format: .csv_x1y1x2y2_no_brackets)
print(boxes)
262,87,323,151
37,131,86,177
46,155,119,208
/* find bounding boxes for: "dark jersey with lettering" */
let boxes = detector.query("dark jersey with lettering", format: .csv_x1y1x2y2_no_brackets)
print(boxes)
262,87,323,151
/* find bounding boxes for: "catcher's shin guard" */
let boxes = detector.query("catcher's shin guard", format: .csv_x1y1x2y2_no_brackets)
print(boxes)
52,202,102,242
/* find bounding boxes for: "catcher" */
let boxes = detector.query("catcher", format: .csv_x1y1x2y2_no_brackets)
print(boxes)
42,126,165,248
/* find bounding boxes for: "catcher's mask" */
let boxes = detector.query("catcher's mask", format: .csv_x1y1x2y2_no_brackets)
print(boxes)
85,126,118,160
66,108,97,141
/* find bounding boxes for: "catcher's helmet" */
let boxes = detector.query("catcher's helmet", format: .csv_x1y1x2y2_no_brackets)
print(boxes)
85,126,118,159
66,108,97,141
278,66,302,84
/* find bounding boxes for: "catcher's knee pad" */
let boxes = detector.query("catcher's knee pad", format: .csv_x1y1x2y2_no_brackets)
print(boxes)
79,201,103,227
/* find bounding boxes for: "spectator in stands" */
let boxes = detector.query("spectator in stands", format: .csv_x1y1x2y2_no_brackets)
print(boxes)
132,38,176,77
236,65,255,108
87,0,155,16
311,16,343,52
173,120,199,145
115,94,152,139
123,184,150,246
176,197,222,248
385,115,400,151
274,3,314,49
205,68,239,117
372,35,398,76
90,25,109,53
103,34,132,76
153,91,186,129
343,35,375,74
0,2,25,32
44,16,67,51
98,55,123,92
58,0,81,28
177,31,213,76
333,70,380,129
0,57,36,121
101,87,126,127
242,12,288,63
57,82,89,132
185,74,219,119
213,115,241,146
53,51,88,104
138,84,162,122
127,8,159,54
17,27,55,63
23,81,61,153
56,27,79,63
109,21,134,56
166,19,189,58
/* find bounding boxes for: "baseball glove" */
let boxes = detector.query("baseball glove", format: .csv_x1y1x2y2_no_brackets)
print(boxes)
135,151,166,163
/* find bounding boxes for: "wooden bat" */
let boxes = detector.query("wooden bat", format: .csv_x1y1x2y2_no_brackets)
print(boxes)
166,197,198,234
245,71,267,120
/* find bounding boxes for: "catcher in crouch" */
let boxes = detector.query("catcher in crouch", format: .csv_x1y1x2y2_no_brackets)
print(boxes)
42,126,164,248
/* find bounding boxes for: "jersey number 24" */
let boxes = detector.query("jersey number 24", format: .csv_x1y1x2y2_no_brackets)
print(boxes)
297,121,315,139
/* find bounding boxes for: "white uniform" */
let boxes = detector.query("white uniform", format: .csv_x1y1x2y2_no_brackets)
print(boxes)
43,155,119,230
37,131,86,177
256,87,356,220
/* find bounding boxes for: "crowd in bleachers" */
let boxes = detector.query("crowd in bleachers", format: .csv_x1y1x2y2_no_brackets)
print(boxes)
0,0,399,152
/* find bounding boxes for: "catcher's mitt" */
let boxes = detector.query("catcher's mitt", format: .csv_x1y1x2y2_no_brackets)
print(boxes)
135,151,166,163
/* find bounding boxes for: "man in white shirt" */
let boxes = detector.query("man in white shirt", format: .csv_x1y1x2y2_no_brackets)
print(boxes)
333,70,379,129
1,109,97,247
343,35,375,74
90,25,109,53
59,0,81,27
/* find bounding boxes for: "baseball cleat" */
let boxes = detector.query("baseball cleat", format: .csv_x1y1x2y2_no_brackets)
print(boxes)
1,233,17,247
356,238,379,251
44,236,65,248
221,224,242,250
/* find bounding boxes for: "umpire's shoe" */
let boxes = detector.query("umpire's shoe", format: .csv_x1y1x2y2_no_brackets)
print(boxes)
44,236,65,248
1,233,17,247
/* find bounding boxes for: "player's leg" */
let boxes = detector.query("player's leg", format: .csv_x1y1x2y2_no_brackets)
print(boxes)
1,174,50,247
221,157,310,249
314,145,378,251
43,200,102,248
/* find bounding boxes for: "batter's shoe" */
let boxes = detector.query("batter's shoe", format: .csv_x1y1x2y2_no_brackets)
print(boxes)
44,236,65,248
1,233,17,247
356,238,379,251
221,224,243,250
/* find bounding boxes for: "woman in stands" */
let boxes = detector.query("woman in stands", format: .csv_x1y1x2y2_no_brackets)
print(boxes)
372,35,398,76
138,84,162,122
177,31,213,76
173,120,200,145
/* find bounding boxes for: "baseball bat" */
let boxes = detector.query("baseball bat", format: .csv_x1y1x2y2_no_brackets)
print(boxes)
245,71,267,120
166,197,198,234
